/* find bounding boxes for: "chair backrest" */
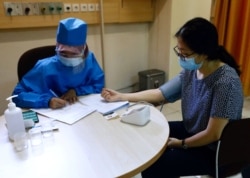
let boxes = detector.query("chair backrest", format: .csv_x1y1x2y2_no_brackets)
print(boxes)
17,45,56,81
216,118,250,178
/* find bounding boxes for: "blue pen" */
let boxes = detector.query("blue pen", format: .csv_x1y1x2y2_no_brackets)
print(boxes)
103,111,114,116
49,89,59,97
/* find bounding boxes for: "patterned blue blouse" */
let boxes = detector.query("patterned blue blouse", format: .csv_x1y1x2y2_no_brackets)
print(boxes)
160,64,243,134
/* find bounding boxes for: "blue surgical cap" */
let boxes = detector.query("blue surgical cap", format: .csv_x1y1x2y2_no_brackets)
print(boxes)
56,18,87,46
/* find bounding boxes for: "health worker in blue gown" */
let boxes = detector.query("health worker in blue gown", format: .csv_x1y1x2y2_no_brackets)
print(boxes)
12,18,104,109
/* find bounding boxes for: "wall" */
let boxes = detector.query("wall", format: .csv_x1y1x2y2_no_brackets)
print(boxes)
149,0,212,80
0,0,212,115
168,0,212,79
103,23,149,90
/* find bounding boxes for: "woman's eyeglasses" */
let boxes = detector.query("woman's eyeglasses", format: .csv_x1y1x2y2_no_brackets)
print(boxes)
173,46,195,61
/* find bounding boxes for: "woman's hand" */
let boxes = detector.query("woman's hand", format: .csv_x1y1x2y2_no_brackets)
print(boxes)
49,97,67,109
101,88,122,102
61,89,78,104
167,137,182,148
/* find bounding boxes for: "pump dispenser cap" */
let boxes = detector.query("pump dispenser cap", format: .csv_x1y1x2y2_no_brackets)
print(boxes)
6,95,18,111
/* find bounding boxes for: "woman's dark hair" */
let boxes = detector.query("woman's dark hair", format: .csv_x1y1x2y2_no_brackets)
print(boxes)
175,17,241,76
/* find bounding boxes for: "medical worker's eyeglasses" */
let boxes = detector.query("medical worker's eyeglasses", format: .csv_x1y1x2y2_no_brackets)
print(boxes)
56,51,84,58
173,46,195,61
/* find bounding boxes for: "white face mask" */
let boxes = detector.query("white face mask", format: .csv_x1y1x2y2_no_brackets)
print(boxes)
58,55,84,67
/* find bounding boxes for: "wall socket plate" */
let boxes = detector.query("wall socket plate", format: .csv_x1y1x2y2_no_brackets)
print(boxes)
39,2,63,15
53,2,63,14
64,3,71,12
22,3,34,15
72,3,80,12
88,3,95,11
39,2,50,15
4,2,23,16
80,3,88,12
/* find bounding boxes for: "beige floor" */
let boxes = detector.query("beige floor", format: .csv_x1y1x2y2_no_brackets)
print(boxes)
133,97,250,178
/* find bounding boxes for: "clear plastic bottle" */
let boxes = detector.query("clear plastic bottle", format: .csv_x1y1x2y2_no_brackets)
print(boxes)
4,95,25,141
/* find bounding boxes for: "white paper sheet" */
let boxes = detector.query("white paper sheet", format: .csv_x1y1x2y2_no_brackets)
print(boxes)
32,102,96,125
79,94,129,115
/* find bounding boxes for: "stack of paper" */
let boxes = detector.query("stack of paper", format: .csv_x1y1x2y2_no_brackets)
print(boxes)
32,102,96,125
32,94,129,124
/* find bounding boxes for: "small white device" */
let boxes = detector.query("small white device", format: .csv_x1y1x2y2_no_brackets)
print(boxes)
120,105,150,126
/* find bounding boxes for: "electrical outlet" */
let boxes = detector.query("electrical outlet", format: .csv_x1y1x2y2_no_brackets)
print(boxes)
88,3,95,11
80,3,88,12
39,2,51,15
4,2,23,16
54,2,63,14
39,2,48,15
48,3,56,14
4,2,15,16
64,3,71,12
22,3,33,15
39,2,63,15
72,4,80,12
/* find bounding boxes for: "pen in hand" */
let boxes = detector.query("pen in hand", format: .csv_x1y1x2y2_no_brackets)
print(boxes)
49,89,67,109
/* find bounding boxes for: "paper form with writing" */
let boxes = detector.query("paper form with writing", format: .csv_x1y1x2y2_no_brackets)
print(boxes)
32,102,96,125
79,94,129,115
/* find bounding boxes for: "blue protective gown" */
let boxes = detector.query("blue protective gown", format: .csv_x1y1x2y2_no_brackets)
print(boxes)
12,51,104,108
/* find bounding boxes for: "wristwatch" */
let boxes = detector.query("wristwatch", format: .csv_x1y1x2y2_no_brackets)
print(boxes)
182,139,188,149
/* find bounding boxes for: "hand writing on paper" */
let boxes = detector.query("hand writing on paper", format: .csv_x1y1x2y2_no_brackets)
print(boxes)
61,89,78,104
49,98,67,109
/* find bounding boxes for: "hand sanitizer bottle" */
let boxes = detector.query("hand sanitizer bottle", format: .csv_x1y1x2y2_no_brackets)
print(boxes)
4,95,25,141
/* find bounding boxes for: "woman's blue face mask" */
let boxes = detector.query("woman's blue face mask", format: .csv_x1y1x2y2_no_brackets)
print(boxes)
179,57,203,70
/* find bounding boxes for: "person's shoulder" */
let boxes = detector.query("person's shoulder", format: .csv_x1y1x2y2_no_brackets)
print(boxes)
30,56,57,71
36,55,57,66
220,64,239,79
213,64,241,87
85,51,99,63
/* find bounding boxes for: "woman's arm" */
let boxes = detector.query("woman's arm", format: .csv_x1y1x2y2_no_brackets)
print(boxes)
168,117,229,148
101,88,165,103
